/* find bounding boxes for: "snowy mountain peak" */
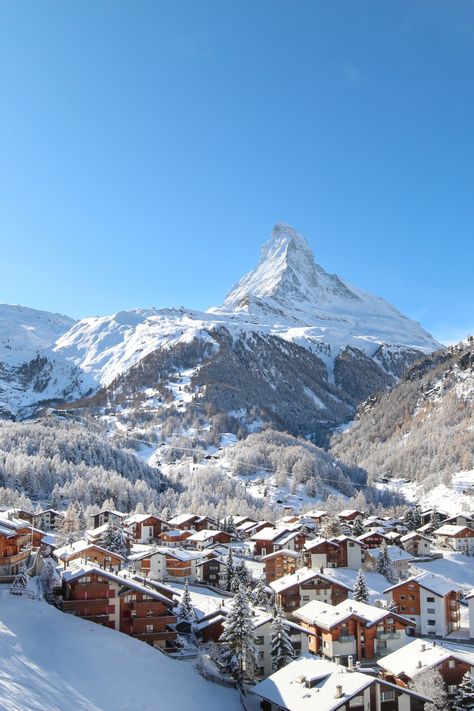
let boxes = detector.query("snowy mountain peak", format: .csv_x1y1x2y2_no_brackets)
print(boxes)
219,223,359,316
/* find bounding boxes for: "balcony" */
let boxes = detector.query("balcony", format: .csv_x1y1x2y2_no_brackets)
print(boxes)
338,635,356,643
132,629,177,642
0,550,30,566
377,631,401,641
62,598,111,612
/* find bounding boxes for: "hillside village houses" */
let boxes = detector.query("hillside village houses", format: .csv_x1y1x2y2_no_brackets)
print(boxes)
3,499,474,709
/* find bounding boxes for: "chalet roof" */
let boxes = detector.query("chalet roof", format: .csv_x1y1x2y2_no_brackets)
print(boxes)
399,531,432,543
384,571,460,597
123,513,165,525
160,529,192,538
466,589,474,600
61,564,173,605
294,599,414,630
236,520,260,532
260,549,301,562
338,509,362,517
251,526,290,542
304,537,340,551
186,529,222,542
365,545,415,563
129,546,201,562
167,513,198,526
378,638,474,679
252,656,430,711
55,539,126,561
95,508,126,518
332,535,365,547
357,530,387,541
0,513,44,537
434,524,473,536
270,568,319,594
274,530,301,546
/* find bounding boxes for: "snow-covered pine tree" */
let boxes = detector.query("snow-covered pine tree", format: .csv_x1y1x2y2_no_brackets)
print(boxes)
388,599,399,612
219,586,259,684
226,515,237,537
271,608,294,672
100,525,129,557
376,545,396,583
453,670,474,711
352,515,364,537
178,578,194,621
226,547,235,592
412,505,422,530
319,513,342,539
57,502,81,545
353,570,369,603
10,563,30,594
411,667,449,711
462,539,471,557
235,560,251,590
253,578,269,608
430,508,442,532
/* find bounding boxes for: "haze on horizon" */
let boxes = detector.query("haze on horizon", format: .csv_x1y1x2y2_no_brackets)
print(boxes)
0,1,473,346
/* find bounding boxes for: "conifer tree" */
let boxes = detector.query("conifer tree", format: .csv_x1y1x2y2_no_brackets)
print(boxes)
235,559,251,590
271,608,294,672
101,525,129,557
388,599,399,613
12,563,30,590
352,515,364,537
178,578,194,621
353,569,369,603
253,578,269,608
453,671,474,711
430,508,442,532
219,586,259,684
226,547,235,592
376,545,396,583
411,667,449,711
57,503,81,545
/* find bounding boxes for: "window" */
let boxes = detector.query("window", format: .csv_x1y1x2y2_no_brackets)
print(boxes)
349,696,364,707
146,624,154,632
448,685,457,695
408,584,415,590
400,595,406,600
427,597,435,602
427,620,436,626
381,690,395,701
349,542,354,547
448,660,455,669
427,608,435,614
302,595,310,601
255,636,264,646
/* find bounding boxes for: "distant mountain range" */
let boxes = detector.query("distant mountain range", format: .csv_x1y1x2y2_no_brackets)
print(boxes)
0,224,441,440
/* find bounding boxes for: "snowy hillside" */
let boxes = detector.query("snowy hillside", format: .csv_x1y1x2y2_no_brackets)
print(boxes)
0,588,240,711
0,304,74,362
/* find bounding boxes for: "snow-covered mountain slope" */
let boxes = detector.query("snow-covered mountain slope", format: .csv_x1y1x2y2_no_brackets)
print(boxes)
0,588,240,711
0,304,74,363
331,337,474,494
0,224,440,426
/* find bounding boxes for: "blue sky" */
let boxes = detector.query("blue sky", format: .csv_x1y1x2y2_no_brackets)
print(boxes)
0,1,473,344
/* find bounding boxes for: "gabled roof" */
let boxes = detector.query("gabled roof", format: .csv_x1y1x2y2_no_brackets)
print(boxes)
434,524,474,536
55,539,126,561
400,531,432,543
123,513,166,526
60,564,173,605
384,571,460,597
261,549,301,562
378,638,474,679
365,545,415,563
270,568,352,595
251,526,290,542
252,655,430,711
294,599,414,630
186,529,224,542
304,537,340,551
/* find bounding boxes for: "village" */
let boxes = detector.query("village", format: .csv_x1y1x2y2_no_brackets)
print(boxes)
2,501,474,710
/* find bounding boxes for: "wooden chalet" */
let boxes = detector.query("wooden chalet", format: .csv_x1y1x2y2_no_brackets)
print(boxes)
270,568,352,613
261,549,301,583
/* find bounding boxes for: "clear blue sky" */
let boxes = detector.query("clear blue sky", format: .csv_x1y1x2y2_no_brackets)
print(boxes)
0,1,473,344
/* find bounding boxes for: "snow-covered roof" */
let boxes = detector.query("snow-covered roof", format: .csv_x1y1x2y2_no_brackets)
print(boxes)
365,546,415,563
61,564,174,605
252,656,429,711
378,638,474,679
129,546,201,562
0,514,44,537
123,513,164,525
251,526,289,542
338,509,361,517
55,539,126,561
294,599,414,630
186,529,221,542
167,513,198,526
274,530,300,546
96,509,126,518
160,529,192,538
270,568,319,594
357,530,387,541
260,549,301,562
236,520,260,532
400,531,432,543
434,524,473,536
384,571,460,597
304,537,339,551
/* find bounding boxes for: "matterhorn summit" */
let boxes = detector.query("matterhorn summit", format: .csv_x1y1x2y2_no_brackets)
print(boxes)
220,223,358,316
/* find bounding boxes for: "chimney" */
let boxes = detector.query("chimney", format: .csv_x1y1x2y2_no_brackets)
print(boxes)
421,643,426,652
335,656,340,666
320,566,324,574
335,685,343,699
417,660,422,668
348,655,354,671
